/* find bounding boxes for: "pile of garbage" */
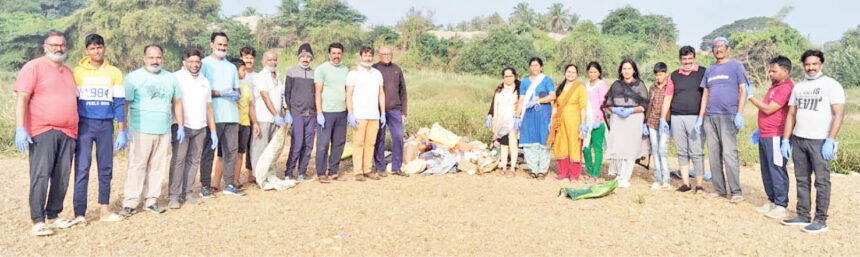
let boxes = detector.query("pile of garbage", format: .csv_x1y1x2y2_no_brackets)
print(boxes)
400,123,499,176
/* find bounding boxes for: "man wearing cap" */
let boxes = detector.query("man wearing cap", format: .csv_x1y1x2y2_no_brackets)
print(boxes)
372,46,409,177
699,36,749,203
15,31,79,236
249,50,286,176
283,43,318,181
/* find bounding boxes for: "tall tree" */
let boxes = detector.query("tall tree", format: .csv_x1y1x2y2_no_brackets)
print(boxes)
825,26,860,88
396,7,434,50
700,6,793,51
601,5,677,43
297,0,365,31
543,3,572,33
509,2,536,27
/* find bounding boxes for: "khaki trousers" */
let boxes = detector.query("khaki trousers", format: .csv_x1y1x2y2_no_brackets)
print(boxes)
352,120,380,175
123,132,170,208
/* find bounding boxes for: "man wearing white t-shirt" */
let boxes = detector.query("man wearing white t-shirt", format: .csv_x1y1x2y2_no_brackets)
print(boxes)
779,50,846,234
345,46,386,181
168,49,218,208
249,51,286,173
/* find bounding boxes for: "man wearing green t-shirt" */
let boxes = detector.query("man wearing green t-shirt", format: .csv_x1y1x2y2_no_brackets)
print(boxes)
119,44,183,217
314,43,350,182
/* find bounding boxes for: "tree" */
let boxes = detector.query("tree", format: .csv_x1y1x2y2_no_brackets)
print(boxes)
0,0,88,19
0,12,67,69
826,26,860,88
297,0,365,31
241,7,257,16
730,25,811,86
305,20,362,55
601,5,677,43
365,25,400,47
65,0,221,71
509,2,536,27
700,6,793,51
396,7,434,50
453,26,537,76
543,3,572,33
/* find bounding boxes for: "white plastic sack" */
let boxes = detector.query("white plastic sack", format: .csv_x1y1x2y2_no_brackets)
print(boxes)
254,126,298,191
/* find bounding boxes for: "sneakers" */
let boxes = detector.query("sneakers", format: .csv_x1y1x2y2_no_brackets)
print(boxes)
199,186,215,199
765,206,789,219
756,202,776,213
677,184,692,192
650,182,662,190
118,207,136,217
223,184,246,196
31,222,53,236
146,204,166,214
730,195,745,203
168,199,181,209
801,221,829,234
617,180,631,188
781,216,812,226
365,172,381,180
185,196,203,205
46,217,74,229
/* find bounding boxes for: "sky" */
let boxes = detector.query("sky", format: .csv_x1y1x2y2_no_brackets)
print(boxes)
221,0,859,47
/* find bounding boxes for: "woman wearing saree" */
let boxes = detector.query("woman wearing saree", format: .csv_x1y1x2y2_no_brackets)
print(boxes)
549,64,591,181
603,59,649,188
515,57,556,179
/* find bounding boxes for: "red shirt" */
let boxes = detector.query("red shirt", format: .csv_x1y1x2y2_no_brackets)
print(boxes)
758,79,794,137
14,58,79,138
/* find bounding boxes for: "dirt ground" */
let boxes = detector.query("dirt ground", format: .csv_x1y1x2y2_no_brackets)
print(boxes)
1,152,858,256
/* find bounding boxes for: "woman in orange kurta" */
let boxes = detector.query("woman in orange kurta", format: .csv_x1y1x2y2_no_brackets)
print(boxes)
549,64,589,181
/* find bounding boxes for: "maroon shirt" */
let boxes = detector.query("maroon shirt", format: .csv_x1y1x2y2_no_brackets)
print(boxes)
373,62,408,116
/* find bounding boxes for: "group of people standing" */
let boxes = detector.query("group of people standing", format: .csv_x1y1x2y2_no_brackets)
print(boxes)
486,37,845,234
15,31,409,236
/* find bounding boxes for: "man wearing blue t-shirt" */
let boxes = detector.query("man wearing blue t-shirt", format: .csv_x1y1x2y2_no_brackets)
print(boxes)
199,32,245,197
699,37,748,203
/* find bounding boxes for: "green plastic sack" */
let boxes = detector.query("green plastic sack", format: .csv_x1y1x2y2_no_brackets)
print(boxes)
558,180,618,200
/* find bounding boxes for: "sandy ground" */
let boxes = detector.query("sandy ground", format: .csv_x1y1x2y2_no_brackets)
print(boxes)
1,151,858,256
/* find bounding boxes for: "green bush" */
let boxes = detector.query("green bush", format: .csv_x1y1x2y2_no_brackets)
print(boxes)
452,26,538,76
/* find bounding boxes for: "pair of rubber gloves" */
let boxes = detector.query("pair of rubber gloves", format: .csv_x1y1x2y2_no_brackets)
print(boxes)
346,112,387,129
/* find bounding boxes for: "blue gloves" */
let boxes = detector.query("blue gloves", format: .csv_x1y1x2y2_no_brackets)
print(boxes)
283,114,293,125
347,113,357,128
209,130,218,150
524,98,539,110
316,114,325,128
749,129,760,145
658,118,669,135
579,122,588,132
592,121,601,129
274,114,286,127
780,139,791,160
176,126,185,143
734,113,744,130
745,83,753,99
220,89,241,102
612,107,634,118
822,138,836,160
642,124,650,136
484,115,492,129
694,117,704,135
514,117,522,131
15,127,32,152
380,112,387,128
114,130,127,151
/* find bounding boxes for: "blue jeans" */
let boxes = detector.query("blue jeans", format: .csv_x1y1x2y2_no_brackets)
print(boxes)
374,110,404,172
758,136,789,207
648,127,670,183
73,118,114,216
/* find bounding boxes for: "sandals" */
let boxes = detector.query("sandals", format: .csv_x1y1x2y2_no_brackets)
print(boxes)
536,173,547,180
506,169,515,177
47,217,74,229
529,173,538,179
31,223,53,236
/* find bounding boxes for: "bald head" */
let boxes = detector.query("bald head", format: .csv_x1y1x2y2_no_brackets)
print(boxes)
261,50,278,74
379,46,393,64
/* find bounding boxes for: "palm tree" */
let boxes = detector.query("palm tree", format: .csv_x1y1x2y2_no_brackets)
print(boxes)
510,2,536,27
544,3,571,33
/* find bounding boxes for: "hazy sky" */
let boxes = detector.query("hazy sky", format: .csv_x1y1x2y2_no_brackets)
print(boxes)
221,0,859,47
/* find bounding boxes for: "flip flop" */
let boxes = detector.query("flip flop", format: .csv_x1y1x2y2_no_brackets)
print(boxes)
31,223,53,236
100,213,122,222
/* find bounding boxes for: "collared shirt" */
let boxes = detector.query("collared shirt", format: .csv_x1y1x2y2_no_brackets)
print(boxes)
14,57,79,138
125,68,181,134
253,70,284,123
346,67,384,119
173,68,212,130
757,79,793,137
373,62,408,115
646,83,667,129
201,56,240,123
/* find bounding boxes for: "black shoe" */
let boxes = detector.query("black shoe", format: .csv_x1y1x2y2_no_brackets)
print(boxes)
677,184,692,192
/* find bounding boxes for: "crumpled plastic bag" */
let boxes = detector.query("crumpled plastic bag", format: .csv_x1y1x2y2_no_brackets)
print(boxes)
558,180,618,200
420,149,459,175
254,127,298,191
